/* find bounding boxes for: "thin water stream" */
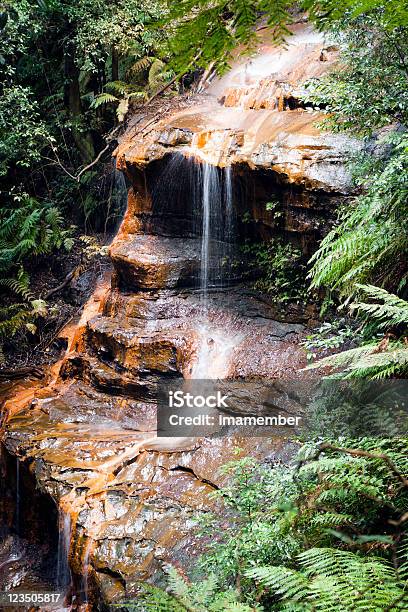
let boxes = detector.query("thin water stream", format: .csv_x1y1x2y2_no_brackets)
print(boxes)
194,158,240,378
56,511,72,593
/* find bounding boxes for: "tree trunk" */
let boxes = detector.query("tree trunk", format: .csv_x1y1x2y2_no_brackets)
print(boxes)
64,42,82,116
111,47,119,82
64,42,95,164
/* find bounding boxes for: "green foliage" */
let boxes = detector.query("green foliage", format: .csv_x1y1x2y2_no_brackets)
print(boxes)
303,378,407,438
243,238,308,305
303,16,408,135
0,192,73,359
247,546,408,610
307,284,408,378
350,284,408,329
122,565,255,611
0,193,74,275
303,0,408,32
309,132,408,297
308,340,408,379
0,85,51,176
265,199,283,219
302,320,357,361
165,0,408,76
69,0,165,74
0,265,48,362
138,439,408,610
92,57,171,121
165,0,292,75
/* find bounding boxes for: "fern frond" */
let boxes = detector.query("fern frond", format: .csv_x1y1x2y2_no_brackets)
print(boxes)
91,92,118,108
128,55,154,75
105,80,130,94
350,284,408,328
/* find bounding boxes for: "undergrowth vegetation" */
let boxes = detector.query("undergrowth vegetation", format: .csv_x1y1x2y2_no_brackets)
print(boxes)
0,0,167,365
242,238,309,306
132,438,408,610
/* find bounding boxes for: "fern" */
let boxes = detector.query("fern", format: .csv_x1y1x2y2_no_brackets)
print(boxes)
307,283,408,379
350,284,408,328
0,194,72,273
0,194,67,361
91,92,118,108
128,565,255,611
128,55,155,76
105,80,131,95
0,267,33,301
165,1,292,75
247,547,408,610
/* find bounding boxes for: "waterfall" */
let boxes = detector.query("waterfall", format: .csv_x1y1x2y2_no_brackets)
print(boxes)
224,166,234,243
190,162,239,379
200,163,211,299
56,510,72,592
82,538,93,602
15,458,20,534
200,162,224,300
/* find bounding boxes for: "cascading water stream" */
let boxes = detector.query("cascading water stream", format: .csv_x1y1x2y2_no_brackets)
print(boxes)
56,511,72,593
191,161,240,379
15,457,20,534
82,538,93,602
200,163,211,302
224,165,234,244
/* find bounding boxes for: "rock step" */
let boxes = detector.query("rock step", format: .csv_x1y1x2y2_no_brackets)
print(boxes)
61,354,168,401
110,234,239,290
87,315,196,376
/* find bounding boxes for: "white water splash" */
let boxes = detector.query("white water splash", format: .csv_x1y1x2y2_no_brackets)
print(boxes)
190,324,241,380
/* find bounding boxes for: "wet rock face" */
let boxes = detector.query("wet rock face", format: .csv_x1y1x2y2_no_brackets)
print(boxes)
113,23,360,259
1,279,309,608
111,235,234,290
2,381,301,607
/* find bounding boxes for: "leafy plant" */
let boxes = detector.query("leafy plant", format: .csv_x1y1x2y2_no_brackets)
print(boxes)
242,238,308,305
265,199,283,219
309,132,408,297
0,85,51,176
91,81,145,122
302,320,357,361
247,546,408,610
0,193,74,275
307,284,408,378
124,565,255,611
136,438,408,610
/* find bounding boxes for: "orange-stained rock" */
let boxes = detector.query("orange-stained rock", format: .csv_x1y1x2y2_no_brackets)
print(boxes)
116,188,150,238
114,23,360,192
86,315,195,376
